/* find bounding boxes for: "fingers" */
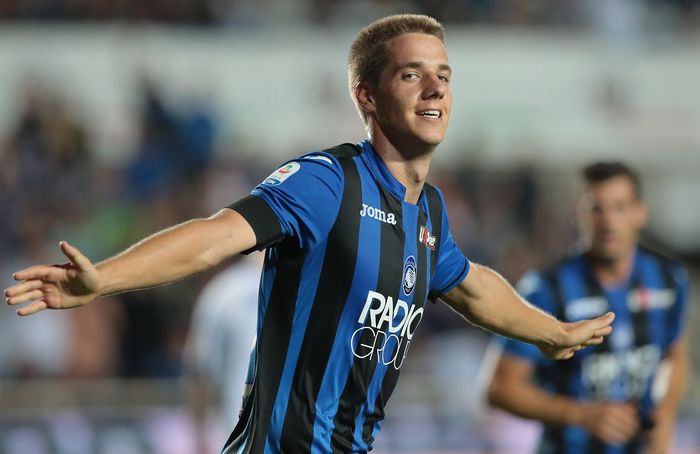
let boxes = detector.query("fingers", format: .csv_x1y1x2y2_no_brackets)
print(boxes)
599,426,633,446
579,313,615,346
583,335,605,346
16,300,48,316
598,311,615,325
5,280,46,308
558,348,575,360
5,279,44,298
60,241,93,272
563,337,603,358
593,326,613,337
11,265,52,282
7,289,44,306
583,312,615,334
612,404,640,439
597,404,640,445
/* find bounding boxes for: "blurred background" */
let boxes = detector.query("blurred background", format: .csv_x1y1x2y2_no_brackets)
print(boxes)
1,1,699,453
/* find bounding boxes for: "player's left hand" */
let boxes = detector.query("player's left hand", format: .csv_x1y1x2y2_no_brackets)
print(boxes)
644,406,676,454
538,312,615,360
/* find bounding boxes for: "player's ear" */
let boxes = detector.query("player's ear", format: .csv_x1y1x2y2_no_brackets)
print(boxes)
355,81,376,115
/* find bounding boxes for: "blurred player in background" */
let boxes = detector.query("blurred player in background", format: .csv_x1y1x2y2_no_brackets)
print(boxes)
185,253,262,454
6,14,616,453
487,162,690,454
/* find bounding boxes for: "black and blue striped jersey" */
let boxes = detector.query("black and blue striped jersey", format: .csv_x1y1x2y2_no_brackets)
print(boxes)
501,248,689,454
223,140,470,453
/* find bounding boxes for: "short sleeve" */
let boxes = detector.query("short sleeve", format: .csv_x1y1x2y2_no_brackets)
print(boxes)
500,271,556,363
232,152,344,251
429,189,470,298
666,264,690,347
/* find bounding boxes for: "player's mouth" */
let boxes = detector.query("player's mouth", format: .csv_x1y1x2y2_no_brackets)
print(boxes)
416,109,441,119
598,231,618,244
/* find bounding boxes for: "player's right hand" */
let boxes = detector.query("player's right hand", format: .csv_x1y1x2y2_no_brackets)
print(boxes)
579,402,640,446
5,241,101,316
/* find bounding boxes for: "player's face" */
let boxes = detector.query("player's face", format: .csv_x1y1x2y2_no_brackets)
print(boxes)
579,176,647,262
369,33,452,152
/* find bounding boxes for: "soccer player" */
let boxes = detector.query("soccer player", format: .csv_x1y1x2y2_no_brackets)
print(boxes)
487,162,690,454
6,14,615,453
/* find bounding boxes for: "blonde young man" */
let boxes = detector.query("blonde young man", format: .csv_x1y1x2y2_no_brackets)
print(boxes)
488,162,690,454
6,15,614,453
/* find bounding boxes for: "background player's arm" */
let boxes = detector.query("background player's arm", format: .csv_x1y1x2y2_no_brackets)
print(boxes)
646,336,690,454
441,263,614,359
5,208,256,315
487,353,640,445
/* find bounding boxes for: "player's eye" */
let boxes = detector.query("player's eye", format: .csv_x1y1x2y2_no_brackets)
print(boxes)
438,74,450,83
402,72,419,80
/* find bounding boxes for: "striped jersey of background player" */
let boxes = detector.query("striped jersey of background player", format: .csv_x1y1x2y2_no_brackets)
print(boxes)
487,162,690,454
5,14,616,453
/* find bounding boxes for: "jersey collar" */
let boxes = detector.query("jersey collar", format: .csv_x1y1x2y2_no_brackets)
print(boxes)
583,247,640,292
357,139,408,201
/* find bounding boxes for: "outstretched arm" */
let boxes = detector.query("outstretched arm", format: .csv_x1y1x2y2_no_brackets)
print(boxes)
441,263,614,359
5,208,257,316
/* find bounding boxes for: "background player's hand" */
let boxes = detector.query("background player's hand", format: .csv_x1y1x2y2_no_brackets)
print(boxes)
5,241,101,316
538,312,615,360
644,406,676,454
579,402,640,446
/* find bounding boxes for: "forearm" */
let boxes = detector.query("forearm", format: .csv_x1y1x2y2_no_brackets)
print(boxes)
444,264,564,348
97,209,255,296
656,338,690,413
489,373,584,426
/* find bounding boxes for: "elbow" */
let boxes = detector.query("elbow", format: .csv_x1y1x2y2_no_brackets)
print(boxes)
486,377,506,409
193,218,239,270
486,386,498,408
198,247,227,270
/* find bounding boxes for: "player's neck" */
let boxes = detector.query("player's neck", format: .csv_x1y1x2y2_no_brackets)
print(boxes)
369,133,434,204
589,251,635,288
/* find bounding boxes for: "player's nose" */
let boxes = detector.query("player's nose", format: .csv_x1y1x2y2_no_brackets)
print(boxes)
422,73,445,99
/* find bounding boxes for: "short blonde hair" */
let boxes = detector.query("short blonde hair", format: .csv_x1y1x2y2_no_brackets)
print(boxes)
348,14,445,125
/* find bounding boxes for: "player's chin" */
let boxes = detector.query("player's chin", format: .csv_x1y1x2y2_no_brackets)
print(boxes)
594,242,625,259
418,130,446,146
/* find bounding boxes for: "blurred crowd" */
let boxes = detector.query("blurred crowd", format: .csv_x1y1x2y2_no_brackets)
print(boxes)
0,0,698,31
0,77,259,380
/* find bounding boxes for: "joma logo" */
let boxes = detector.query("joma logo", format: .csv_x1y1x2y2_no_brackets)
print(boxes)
360,204,397,225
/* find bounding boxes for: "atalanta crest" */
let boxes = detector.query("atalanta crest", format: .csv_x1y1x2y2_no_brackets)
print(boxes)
403,256,416,296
